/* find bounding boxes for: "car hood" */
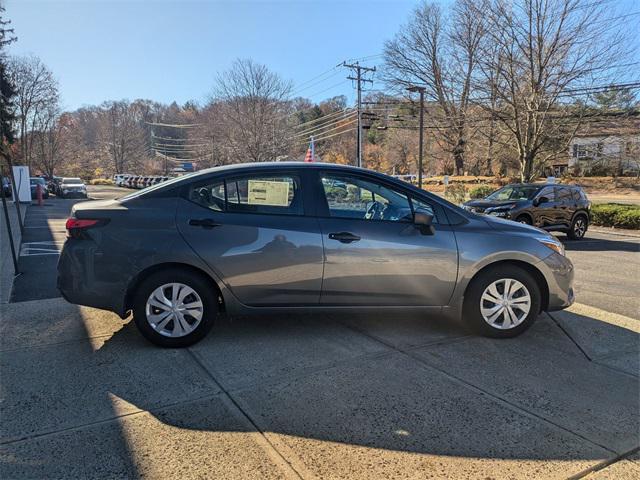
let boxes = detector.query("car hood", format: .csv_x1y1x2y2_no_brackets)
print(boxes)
482,213,548,237
464,198,523,209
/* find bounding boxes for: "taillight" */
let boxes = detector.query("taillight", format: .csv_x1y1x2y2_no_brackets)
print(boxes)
65,218,107,238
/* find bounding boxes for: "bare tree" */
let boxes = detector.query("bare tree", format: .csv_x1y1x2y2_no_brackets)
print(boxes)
383,0,485,174
101,100,148,174
480,0,630,181
7,55,58,168
32,106,68,178
213,59,292,163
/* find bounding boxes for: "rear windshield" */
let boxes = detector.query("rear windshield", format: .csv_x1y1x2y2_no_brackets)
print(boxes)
30,178,46,185
62,178,83,184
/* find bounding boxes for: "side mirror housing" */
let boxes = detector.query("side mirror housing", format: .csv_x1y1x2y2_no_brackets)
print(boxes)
414,210,435,235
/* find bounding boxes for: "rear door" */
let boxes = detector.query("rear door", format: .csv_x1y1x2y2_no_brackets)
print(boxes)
176,170,324,306
555,186,576,227
314,171,458,306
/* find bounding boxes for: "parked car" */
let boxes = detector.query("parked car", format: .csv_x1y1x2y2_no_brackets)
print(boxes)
29,177,50,199
58,177,87,198
462,183,591,240
1,176,12,198
58,163,574,347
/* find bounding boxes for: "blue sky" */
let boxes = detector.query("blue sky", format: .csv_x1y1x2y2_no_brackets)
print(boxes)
6,0,639,111
6,0,420,110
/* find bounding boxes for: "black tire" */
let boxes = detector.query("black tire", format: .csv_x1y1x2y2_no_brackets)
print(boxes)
567,213,588,240
463,265,541,338
515,214,532,225
133,269,217,347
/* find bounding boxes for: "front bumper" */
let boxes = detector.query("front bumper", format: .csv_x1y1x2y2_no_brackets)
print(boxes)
537,251,575,311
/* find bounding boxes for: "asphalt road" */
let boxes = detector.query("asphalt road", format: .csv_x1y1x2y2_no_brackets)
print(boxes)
10,185,640,319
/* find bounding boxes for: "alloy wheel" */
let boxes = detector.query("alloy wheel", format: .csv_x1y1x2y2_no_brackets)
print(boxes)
145,283,204,337
480,278,531,329
573,218,586,238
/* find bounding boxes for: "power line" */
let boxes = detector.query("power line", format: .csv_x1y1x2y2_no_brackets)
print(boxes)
289,118,358,140
294,126,356,146
292,108,356,129
291,111,357,137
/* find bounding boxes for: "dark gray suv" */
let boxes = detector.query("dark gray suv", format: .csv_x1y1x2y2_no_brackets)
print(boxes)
58,163,574,347
462,184,591,239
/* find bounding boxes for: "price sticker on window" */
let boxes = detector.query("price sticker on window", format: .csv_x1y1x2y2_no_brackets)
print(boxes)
247,180,290,206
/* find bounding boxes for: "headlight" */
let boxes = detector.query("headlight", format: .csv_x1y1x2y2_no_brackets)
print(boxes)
538,237,565,256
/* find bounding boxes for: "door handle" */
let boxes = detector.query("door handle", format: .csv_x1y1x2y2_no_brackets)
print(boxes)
328,232,361,243
189,218,221,229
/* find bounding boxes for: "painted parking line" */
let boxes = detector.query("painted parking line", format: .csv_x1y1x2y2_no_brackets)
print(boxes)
20,241,64,257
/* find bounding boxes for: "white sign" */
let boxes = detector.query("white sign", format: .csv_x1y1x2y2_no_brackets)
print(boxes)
443,175,450,186
12,165,31,203
546,176,556,184
247,180,290,206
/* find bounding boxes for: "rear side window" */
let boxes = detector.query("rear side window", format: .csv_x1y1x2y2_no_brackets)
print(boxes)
572,188,586,201
188,174,302,216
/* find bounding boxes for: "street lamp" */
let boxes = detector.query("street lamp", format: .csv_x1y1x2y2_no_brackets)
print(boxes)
407,85,426,189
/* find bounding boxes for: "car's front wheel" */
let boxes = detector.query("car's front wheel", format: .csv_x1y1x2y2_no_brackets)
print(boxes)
463,265,541,338
133,269,217,347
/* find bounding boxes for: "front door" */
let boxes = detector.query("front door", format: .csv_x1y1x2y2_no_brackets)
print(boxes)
176,171,324,306
315,172,458,306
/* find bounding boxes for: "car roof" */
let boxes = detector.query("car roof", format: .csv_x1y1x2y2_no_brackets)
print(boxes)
505,183,582,189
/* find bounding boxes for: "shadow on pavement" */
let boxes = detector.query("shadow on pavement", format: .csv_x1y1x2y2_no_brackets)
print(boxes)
562,236,640,253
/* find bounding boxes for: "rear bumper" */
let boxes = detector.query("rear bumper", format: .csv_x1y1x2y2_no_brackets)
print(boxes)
57,240,128,317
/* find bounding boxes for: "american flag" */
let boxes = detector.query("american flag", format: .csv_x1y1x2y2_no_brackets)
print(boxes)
304,137,315,162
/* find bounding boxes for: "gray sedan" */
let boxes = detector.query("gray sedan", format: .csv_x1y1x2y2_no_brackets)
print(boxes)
57,163,574,347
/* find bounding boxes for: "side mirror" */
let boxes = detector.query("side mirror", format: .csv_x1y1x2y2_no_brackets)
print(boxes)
535,196,549,206
413,210,435,235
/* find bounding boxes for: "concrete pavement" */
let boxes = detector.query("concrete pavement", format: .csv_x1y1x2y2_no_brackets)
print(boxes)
0,298,637,479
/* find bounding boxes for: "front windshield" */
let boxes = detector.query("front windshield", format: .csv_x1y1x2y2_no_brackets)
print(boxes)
62,178,83,184
487,185,539,201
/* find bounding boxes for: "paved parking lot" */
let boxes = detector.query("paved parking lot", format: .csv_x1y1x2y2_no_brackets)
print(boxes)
1,186,638,479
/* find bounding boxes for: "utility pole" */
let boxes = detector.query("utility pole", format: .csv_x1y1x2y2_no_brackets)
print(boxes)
407,85,426,189
343,62,376,168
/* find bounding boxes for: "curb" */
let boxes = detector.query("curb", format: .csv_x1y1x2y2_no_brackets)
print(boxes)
590,226,640,238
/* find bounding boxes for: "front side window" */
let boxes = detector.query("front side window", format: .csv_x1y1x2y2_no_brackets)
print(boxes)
188,174,302,215
321,174,412,222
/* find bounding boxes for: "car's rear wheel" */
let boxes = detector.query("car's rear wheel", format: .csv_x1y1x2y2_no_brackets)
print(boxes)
567,214,588,240
133,269,217,347
463,265,541,338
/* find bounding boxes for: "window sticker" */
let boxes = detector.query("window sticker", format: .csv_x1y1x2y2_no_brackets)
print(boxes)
247,180,290,206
